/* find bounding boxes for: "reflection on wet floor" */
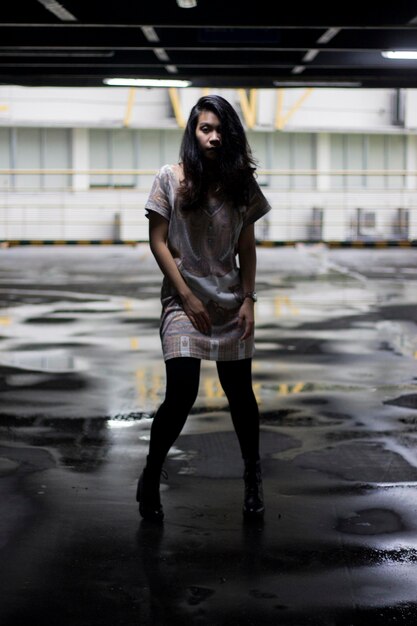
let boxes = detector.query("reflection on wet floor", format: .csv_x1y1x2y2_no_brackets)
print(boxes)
1,245,417,625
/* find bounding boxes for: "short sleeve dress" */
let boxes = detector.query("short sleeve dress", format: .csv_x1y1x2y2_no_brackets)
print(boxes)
145,163,271,362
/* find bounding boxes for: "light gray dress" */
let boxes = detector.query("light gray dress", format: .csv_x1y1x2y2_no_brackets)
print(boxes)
145,163,271,361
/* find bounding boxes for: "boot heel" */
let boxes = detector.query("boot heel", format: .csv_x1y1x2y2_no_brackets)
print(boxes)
136,466,167,522
243,459,265,518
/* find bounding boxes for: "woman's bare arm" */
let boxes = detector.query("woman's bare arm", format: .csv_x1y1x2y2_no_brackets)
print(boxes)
148,211,211,334
237,223,257,340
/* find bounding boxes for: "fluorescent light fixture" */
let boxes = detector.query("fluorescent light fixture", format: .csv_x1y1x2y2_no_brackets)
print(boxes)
153,48,170,62
316,28,340,44
37,0,77,21
303,49,319,62
176,0,197,7
382,50,417,59
141,26,159,42
273,81,362,87
291,66,305,74
104,77,191,87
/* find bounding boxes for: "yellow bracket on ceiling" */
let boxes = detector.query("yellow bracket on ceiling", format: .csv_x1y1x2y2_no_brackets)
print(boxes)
123,88,136,127
275,88,314,130
168,88,186,128
238,88,257,129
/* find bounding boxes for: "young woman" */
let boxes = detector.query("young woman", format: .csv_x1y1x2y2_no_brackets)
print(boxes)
137,94,271,521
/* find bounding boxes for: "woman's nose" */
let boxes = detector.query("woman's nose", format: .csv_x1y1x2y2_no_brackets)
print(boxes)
210,132,220,144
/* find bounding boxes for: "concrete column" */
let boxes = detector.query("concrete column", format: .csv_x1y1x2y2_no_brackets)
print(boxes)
316,133,344,240
316,133,331,191
72,128,89,191
405,135,417,239
405,134,417,191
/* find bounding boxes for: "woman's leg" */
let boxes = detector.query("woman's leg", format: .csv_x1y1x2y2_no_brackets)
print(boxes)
216,358,264,517
137,357,201,521
147,356,201,471
216,358,260,462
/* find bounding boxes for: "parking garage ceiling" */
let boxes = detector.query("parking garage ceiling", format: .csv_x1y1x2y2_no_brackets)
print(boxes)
1,2,417,88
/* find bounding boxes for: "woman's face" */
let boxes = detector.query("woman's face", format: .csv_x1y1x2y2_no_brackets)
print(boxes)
195,110,222,160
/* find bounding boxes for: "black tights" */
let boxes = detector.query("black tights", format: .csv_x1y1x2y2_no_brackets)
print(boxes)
147,357,260,471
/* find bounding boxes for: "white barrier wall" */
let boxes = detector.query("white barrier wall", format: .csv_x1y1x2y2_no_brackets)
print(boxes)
1,87,417,241
0,86,413,132
1,187,416,241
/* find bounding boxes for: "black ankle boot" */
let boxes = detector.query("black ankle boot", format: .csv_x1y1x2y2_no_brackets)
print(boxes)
136,464,167,522
243,459,265,518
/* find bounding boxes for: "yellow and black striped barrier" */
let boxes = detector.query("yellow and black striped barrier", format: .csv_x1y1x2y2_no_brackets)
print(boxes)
1,239,416,248
256,239,417,248
0,239,140,247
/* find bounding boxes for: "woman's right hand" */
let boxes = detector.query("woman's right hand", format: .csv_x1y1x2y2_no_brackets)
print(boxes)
181,291,211,335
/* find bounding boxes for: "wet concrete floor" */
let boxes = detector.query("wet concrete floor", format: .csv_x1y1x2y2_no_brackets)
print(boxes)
0,244,417,625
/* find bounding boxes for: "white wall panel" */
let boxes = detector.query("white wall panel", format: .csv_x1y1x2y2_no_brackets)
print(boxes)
1,86,417,242
15,129,41,189
43,129,71,189
0,86,409,133
405,90,417,129
1,188,416,242
0,128,11,189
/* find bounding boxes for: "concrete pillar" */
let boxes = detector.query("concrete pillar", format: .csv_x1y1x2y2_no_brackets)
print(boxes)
405,135,417,238
317,133,344,240
405,134,417,191
72,128,89,191
316,133,331,191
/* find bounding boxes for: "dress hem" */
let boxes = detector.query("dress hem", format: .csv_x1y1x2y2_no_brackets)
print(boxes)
163,350,255,362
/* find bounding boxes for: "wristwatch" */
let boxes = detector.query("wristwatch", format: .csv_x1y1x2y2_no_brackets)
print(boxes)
243,291,257,302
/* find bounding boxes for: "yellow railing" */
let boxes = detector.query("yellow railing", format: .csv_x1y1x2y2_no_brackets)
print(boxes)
0,168,415,176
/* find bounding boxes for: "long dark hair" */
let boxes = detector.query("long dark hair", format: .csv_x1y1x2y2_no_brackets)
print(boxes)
178,94,257,210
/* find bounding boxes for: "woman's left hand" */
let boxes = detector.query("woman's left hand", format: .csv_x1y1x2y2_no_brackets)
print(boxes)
238,299,255,340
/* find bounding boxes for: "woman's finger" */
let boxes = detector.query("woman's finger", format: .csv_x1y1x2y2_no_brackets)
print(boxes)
240,320,254,340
